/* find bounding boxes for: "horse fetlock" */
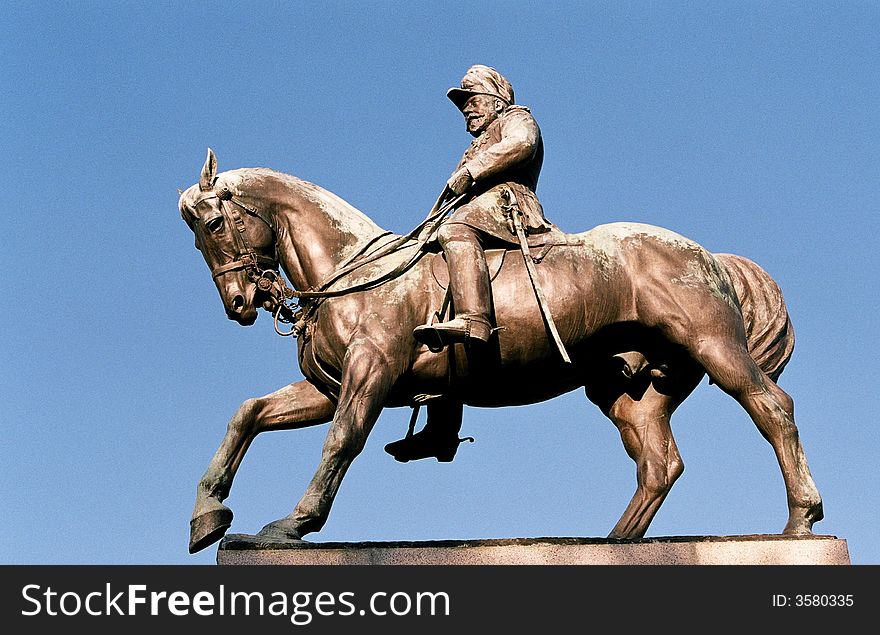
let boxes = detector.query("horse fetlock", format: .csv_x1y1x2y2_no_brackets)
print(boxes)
668,457,685,482
783,499,824,535
198,472,231,501
799,498,824,524
810,500,825,523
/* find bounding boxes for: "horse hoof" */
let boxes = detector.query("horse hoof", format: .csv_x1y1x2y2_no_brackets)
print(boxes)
189,506,233,554
257,519,303,542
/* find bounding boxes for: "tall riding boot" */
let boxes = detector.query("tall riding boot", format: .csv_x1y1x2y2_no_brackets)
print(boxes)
413,236,492,346
384,399,470,463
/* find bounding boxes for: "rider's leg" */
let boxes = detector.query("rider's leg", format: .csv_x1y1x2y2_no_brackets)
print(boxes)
384,399,466,463
414,222,492,344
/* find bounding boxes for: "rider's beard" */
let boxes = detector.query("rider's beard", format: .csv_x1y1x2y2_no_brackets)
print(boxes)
466,113,493,136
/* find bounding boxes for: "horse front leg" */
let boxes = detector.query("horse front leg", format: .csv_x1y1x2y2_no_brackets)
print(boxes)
189,379,336,553
258,342,395,540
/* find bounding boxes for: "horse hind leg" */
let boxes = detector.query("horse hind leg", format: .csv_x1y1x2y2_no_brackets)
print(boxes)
601,381,690,540
691,337,823,534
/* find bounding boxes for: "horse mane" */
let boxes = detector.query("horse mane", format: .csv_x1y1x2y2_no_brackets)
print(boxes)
227,168,386,237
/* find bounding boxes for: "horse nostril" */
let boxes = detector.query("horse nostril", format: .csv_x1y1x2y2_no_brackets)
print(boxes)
231,294,245,313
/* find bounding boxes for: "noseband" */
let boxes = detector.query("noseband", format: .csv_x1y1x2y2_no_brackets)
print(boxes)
194,185,299,334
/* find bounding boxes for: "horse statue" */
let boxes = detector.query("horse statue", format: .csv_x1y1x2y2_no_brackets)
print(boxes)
179,148,823,554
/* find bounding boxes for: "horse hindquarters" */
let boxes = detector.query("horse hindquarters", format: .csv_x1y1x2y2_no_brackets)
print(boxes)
661,254,822,534
710,253,822,531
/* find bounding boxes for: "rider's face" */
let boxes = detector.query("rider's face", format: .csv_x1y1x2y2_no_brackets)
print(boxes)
462,94,501,136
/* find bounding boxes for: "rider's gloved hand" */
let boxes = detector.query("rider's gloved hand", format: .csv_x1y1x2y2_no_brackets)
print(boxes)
446,167,473,196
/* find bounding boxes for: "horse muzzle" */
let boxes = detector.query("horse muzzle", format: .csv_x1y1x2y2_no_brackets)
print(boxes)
221,283,259,325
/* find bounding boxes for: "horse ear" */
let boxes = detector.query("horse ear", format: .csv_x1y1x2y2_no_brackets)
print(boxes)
199,148,218,191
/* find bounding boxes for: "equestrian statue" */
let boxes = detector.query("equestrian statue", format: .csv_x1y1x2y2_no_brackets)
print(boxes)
179,65,823,554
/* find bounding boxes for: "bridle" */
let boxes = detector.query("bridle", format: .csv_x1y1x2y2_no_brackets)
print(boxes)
193,183,299,335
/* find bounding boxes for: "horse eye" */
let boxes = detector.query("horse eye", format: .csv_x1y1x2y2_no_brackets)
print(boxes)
205,216,224,233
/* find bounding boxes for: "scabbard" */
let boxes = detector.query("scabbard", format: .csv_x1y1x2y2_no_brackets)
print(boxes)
507,193,572,364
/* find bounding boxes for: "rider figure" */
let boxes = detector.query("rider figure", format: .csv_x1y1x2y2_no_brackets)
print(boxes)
387,66,553,463
413,64,552,347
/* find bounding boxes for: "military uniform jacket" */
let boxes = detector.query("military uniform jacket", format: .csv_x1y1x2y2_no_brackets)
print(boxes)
449,105,551,242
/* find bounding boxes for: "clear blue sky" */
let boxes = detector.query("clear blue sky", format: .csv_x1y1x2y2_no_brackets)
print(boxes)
2,1,877,565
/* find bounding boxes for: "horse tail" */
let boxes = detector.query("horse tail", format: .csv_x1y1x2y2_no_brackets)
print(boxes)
714,253,795,382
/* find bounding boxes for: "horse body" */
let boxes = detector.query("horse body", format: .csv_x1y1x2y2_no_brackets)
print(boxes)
306,221,740,408
180,151,822,554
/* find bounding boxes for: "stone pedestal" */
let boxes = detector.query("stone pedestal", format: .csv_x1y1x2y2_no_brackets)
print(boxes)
217,534,850,565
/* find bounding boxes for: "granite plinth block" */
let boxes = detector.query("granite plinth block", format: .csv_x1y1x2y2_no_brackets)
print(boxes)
217,534,850,565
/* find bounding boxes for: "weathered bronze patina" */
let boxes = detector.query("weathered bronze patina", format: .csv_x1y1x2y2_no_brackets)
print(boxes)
179,74,823,555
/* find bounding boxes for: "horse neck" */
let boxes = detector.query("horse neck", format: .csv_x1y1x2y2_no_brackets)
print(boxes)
237,170,388,291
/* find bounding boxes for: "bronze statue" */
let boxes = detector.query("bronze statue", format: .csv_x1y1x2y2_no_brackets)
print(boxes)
180,90,823,555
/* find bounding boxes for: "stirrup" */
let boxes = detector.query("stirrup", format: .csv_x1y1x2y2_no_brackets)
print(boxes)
413,316,492,347
413,313,447,352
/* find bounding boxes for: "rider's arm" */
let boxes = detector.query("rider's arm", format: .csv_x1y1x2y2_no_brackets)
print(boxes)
464,109,539,183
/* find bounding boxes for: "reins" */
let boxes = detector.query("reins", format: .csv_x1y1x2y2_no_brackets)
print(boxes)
293,191,464,300
276,191,464,336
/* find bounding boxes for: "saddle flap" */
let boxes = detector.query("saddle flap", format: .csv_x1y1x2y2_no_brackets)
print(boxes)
431,249,507,290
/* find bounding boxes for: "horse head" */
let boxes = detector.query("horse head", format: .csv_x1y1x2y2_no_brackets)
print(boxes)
179,149,281,326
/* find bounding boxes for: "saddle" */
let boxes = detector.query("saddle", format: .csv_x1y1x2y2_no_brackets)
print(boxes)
428,226,569,290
